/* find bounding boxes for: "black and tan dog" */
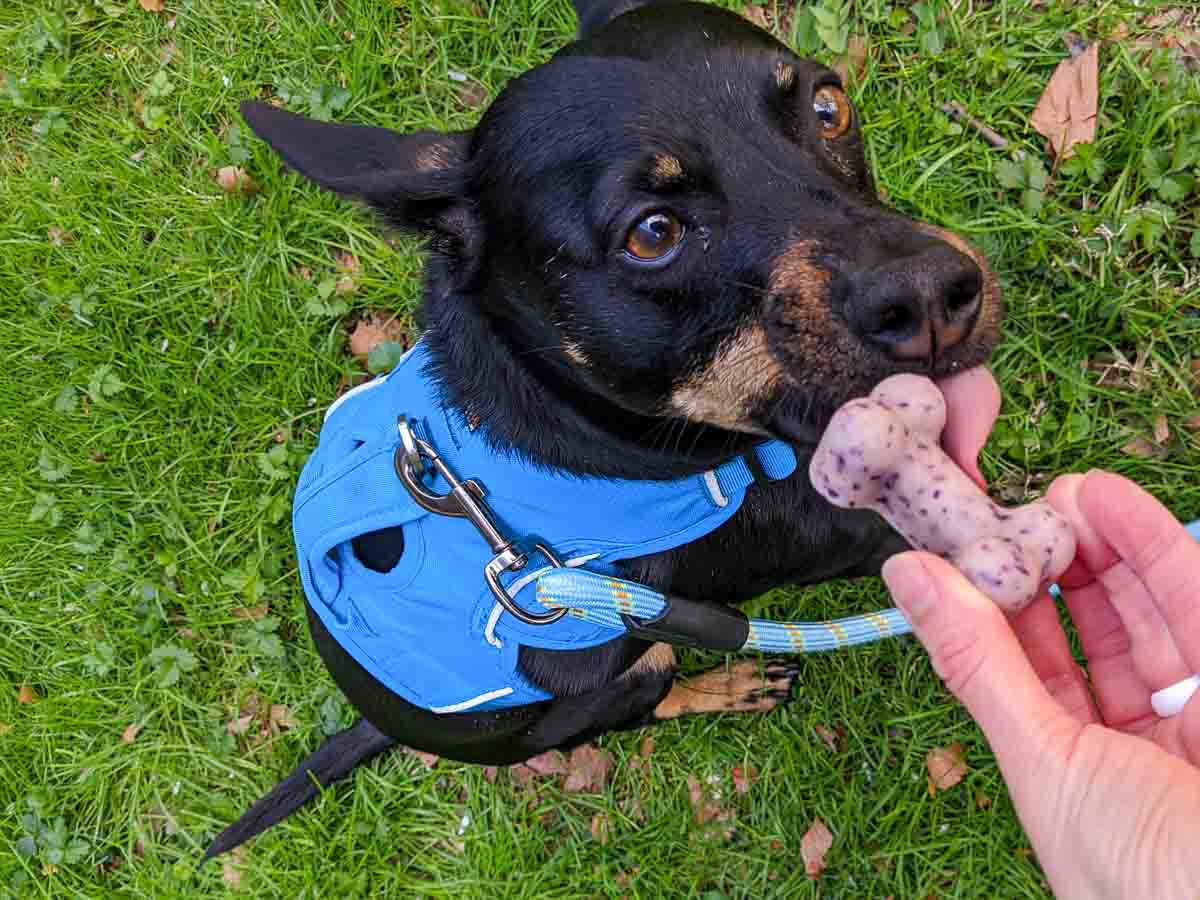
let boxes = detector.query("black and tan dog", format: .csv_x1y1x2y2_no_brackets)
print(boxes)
205,0,1002,858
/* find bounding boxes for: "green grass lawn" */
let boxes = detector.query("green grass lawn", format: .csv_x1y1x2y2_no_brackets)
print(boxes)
2,0,1198,896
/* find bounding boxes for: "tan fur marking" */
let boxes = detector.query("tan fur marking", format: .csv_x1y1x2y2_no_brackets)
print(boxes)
669,324,784,430
653,661,792,720
562,339,590,367
624,642,676,679
769,239,830,301
413,141,453,172
651,153,684,182
775,62,796,92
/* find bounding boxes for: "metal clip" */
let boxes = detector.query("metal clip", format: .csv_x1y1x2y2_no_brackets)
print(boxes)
394,417,567,626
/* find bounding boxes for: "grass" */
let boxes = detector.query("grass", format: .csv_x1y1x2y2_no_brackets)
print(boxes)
1,0,1198,896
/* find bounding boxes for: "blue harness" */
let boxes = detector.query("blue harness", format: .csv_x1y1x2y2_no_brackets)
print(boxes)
293,343,799,714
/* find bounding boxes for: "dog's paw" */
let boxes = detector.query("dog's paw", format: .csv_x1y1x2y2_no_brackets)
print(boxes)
653,660,799,720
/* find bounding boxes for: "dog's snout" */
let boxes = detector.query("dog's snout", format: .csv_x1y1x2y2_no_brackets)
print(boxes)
848,245,983,362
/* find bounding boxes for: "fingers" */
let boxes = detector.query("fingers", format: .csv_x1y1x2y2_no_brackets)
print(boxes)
937,366,1000,490
1009,592,1099,725
882,552,1077,767
1048,472,1200,689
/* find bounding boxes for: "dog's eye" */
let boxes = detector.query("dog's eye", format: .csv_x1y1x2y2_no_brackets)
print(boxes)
813,85,852,140
625,212,685,262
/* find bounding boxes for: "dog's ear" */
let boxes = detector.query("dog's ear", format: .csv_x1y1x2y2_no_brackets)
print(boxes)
573,0,669,38
239,101,475,248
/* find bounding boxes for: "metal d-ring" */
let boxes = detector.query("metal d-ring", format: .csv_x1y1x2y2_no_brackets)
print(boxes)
394,418,567,626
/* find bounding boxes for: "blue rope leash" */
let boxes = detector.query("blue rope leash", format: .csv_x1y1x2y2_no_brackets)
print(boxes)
536,518,1200,655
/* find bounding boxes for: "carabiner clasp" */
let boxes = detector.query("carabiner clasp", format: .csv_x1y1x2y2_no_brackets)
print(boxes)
394,417,566,626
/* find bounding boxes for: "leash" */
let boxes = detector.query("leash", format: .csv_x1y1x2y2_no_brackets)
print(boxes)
397,417,1200,656
536,518,1200,654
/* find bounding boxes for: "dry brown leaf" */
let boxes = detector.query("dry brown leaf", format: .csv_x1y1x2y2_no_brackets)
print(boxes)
590,812,611,844
1184,414,1200,433
215,166,258,195
482,765,498,783
742,3,769,29
926,743,968,794
334,274,356,295
731,765,758,795
121,723,143,744
1030,41,1099,159
833,34,869,85
334,251,359,273
226,714,254,736
159,41,178,65
222,847,244,890
403,746,440,769
801,817,833,879
975,788,993,810
1122,437,1168,460
814,723,840,752
639,736,655,758
1153,414,1170,445
455,79,489,110
348,311,411,364
139,0,164,11
268,705,296,732
563,744,613,793
48,226,71,246
522,749,568,776
17,684,38,704
231,603,268,621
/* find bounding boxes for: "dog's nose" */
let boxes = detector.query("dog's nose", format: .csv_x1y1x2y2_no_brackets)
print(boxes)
847,245,983,362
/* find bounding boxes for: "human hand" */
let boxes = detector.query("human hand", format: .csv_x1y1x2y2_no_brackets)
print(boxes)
882,471,1200,900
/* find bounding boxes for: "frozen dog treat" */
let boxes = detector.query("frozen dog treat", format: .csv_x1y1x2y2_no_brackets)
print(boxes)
809,373,1075,612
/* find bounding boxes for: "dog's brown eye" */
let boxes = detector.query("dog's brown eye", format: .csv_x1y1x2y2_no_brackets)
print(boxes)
813,85,851,139
625,212,685,262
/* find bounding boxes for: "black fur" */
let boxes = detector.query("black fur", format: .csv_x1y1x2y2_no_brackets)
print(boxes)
209,0,1004,858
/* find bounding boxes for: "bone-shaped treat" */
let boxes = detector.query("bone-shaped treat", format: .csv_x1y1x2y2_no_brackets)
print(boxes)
809,373,1075,612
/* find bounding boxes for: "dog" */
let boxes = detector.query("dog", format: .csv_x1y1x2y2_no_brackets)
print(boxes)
204,0,1002,859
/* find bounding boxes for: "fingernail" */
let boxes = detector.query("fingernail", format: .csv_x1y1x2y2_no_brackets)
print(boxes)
882,554,933,619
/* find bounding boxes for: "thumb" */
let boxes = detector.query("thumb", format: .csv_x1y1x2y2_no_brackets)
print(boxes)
882,552,1075,775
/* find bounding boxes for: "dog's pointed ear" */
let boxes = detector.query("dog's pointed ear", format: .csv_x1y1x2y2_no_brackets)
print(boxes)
573,0,669,38
239,101,474,244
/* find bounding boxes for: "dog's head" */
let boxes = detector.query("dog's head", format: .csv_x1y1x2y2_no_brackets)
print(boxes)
242,0,1001,447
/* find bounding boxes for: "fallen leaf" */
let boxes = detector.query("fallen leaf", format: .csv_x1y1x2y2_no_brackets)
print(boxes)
334,251,359,273
1030,41,1099,159
1121,437,1167,460
215,166,258,195
926,743,968,794
226,714,254,735
522,749,568,776
814,723,840,752
334,274,356,295
481,766,498,783
639,736,655,758
975,788,993,810
231,603,268,620
268,705,296,732
222,847,244,890
563,744,613,793
48,226,71,246
402,746,440,769
742,3,769,29
800,817,833,879
455,79,489,109
833,34,869,84
348,311,411,364
139,0,164,10
731,765,758,795
590,812,611,844
1184,414,1200,433
17,684,38,704
1153,414,1170,445
159,41,178,65
122,723,143,744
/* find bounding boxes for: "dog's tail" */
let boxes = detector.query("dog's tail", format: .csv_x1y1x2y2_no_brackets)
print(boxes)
201,717,397,862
